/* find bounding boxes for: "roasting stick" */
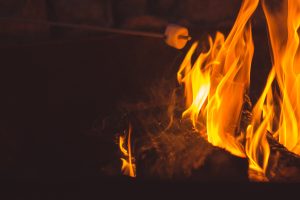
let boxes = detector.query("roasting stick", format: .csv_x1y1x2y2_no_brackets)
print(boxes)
0,17,191,49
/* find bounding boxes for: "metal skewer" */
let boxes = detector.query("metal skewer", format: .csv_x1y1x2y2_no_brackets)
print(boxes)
0,17,192,41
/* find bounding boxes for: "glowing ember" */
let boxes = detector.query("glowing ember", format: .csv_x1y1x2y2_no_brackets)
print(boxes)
119,124,136,177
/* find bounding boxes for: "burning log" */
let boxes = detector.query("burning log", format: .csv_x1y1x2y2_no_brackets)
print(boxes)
94,0,300,183
95,80,251,181
94,91,300,182
96,81,300,182
135,127,249,181
266,134,300,182
241,94,300,182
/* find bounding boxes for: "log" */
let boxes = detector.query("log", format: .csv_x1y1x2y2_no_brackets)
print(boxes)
267,133,300,182
242,94,300,182
93,86,300,182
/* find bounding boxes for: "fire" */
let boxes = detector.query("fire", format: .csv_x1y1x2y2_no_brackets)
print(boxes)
114,0,300,181
245,68,275,181
244,0,300,180
262,0,300,155
178,0,299,180
119,124,136,177
178,0,259,158
177,41,211,128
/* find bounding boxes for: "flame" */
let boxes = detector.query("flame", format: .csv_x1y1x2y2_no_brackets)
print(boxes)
177,41,211,128
178,0,259,158
261,0,300,155
245,68,275,180
113,0,300,182
245,0,300,179
119,124,136,177
177,0,299,180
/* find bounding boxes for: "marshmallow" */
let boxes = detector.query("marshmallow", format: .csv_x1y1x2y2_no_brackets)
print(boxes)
164,24,190,49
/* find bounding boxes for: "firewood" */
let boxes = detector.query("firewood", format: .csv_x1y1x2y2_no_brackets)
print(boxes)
266,133,300,182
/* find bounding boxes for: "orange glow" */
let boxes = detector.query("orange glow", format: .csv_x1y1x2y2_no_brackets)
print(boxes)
262,0,300,155
177,41,211,128
246,68,275,180
245,0,300,180
178,0,259,158
119,124,136,177
113,0,300,182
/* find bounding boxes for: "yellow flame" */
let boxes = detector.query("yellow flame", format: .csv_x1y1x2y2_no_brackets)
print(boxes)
114,0,299,182
177,42,211,127
245,0,300,180
262,0,300,155
119,124,136,177
207,0,259,158
178,0,259,158
246,68,275,179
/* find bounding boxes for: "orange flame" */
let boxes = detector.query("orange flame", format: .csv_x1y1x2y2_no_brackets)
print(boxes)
177,41,211,128
245,68,275,180
262,0,300,155
119,124,136,177
178,0,259,158
114,0,299,182
245,0,300,180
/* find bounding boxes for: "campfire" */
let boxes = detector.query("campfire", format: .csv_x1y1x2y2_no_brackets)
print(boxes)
115,0,300,182
4,1,300,197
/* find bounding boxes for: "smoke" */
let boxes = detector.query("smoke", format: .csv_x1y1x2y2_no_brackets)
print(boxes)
118,77,214,179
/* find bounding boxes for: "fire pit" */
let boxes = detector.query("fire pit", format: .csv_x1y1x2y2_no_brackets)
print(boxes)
100,0,300,183
1,0,300,196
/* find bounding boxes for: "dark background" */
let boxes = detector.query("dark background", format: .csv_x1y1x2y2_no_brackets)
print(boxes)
0,0,286,196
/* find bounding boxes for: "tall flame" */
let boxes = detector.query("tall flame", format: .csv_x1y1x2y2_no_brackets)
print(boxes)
245,68,275,181
119,124,136,177
177,41,211,128
177,0,299,180
114,0,300,182
245,0,300,180
178,0,259,158
262,0,300,155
